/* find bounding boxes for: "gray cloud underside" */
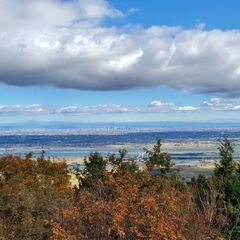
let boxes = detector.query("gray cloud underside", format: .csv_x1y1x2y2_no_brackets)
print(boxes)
1,0,240,96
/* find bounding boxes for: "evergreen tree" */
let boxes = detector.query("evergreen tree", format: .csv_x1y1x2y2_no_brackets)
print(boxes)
214,138,240,239
109,149,139,175
79,152,109,188
144,138,173,173
215,137,236,178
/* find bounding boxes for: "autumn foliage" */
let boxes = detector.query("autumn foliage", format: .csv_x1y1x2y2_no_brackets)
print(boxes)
53,173,222,239
0,141,227,239
0,154,71,240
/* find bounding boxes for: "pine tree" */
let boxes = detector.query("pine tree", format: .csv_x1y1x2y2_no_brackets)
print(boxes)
215,137,236,178
144,139,173,173
214,137,240,239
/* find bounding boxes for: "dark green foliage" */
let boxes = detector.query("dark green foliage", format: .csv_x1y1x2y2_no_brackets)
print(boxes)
214,138,240,239
191,175,213,211
79,152,108,188
109,149,128,166
84,152,108,179
215,137,236,178
109,149,140,176
189,138,240,239
116,159,139,175
25,152,33,160
79,149,141,189
144,138,173,173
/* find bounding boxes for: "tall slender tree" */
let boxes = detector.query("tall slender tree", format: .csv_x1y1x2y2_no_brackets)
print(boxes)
215,137,236,178
144,139,173,173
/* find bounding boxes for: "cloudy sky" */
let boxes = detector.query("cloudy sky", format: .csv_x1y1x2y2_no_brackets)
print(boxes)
1,0,240,122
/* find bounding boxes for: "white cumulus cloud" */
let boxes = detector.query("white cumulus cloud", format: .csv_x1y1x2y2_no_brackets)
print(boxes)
57,104,132,115
0,1,240,96
0,104,44,115
149,101,174,108
3,98,240,116
149,101,197,113
202,98,240,111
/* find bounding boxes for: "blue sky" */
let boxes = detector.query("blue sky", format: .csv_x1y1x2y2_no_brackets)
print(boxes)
109,0,240,29
0,0,240,122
